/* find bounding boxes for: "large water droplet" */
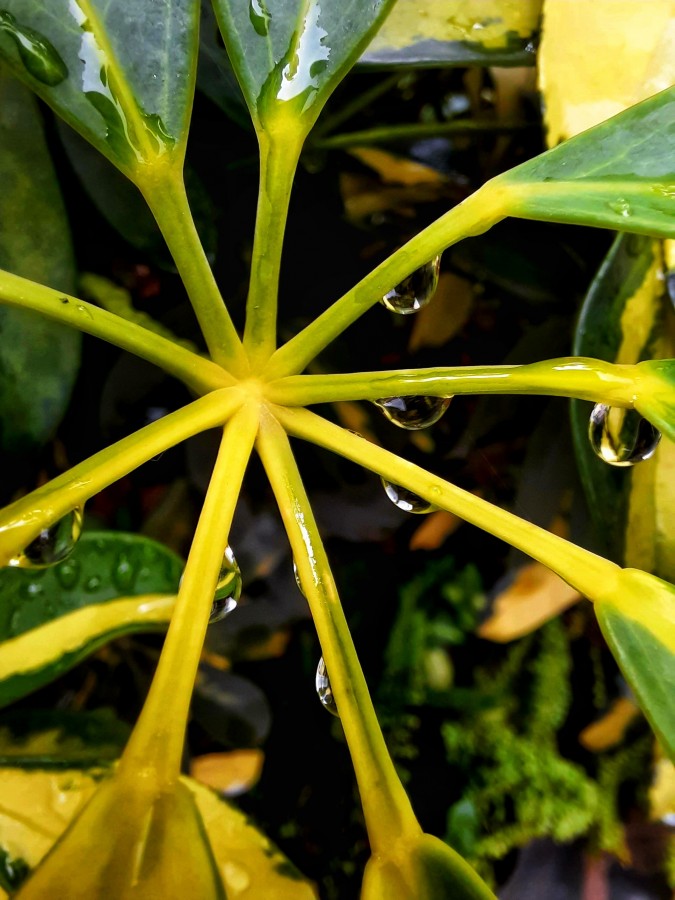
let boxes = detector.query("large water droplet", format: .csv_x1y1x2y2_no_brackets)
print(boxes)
249,0,271,35
293,559,305,596
373,395,451,430
380,256,441,315
209,545,242,623
315,656,338,717
607,198,632,218
0,10,68,86
9,508,83,569
589,403,661,466
382,479,435,513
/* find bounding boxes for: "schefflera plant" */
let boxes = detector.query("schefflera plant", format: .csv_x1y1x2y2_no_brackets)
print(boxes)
0,0,674,896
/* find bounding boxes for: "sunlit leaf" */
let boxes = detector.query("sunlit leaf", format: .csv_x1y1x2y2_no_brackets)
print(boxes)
571,234,675,580
578,697,641,752
361,0,541,67
0,532,182,706
190,749,264,796
212,0,396,134
0,768,317,897
0,0,199,174
0,74,80,454
498,87,675,238
538,0,675,145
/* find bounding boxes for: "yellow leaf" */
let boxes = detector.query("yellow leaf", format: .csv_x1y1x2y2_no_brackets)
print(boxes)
649,757,675,822
578,697,641,752
348,147,444,186
539,0,675,145
478,561,581,642
408,273,474,353
190,750,264,797
409,510,462,550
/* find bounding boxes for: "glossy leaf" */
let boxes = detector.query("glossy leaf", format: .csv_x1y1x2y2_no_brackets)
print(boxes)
212,0,397,134
360,0,541,68
571,234,675,580
595,569,675,762
0,768,317,898
0,74,80,454
498,86,675,238
0,0,199,175
0,532,183,706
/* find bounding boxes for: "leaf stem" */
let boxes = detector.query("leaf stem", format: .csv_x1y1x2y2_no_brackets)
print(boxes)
267,358,640,407
120,402,259,783
274,406,621,600
0,389,243,566
256,408,421,851
311,119,535,150
0,269,230,395
263,183,506,379
140,165,250,375
243,130,304,367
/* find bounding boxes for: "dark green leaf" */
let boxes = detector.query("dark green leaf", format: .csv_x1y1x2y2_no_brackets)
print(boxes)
197,0,250,127
499,87,675,238
212,0,396,133
0,74,80,454
0,532,182,706
0,0,199,173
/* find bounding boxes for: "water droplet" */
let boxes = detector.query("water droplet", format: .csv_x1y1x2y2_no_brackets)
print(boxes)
209,545,242,623
589,403,661,466
381,479,435,513
85,575,102,592
249,0,271,36
373,395,451,430
293,559,305,596
8,508,83,568
55,558,81,590
315,656,338,717
0,10,68,86
607,198,632,218
380,256,441,314
112,552,137,593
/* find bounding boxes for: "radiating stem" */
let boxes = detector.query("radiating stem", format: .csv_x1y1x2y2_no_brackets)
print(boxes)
274,406,621,600
257,408,421,851
121,401,259,783
0,389,243,566
311,119,534,150
243,130,304,367
0,269,230,395
267,358,640,407
140,164,250,376
263,183,506,379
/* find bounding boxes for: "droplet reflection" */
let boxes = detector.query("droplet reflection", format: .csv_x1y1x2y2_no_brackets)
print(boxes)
381,479,434,514
9,508,84,568
373,395,451,430
209,545,242,623
588,403,660,467
380,256,441,314
315,656,338,717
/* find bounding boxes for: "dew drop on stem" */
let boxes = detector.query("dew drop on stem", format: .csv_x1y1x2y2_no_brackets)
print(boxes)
293,559,305,597
381,479,435,513
373,395,451,430
588,403,661,466
380,256,441,315
316,656,339,717
209,545,242,623
8,508,84,569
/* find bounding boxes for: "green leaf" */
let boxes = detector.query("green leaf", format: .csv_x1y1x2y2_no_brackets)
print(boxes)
0,74,80,455
0,709,129,768
595,568,675,762
360,0,541,68
571,233,675,580
0,0,199,174
212,0,396,135
0,532,183,706
0,768,317,898
498,87,675,238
